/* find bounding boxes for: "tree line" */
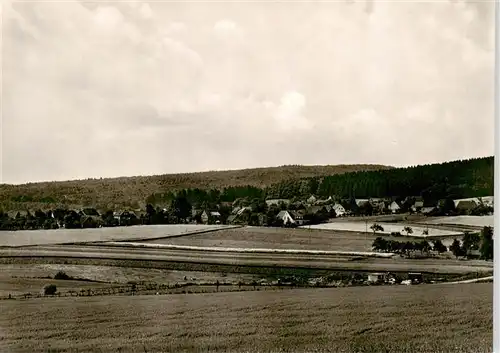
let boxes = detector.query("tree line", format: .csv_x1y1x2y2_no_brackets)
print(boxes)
267,156,493,202
372,226,494,260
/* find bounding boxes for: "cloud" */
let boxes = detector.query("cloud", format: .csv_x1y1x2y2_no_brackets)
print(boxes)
273,91,312,131
213,19,243,39
2,0,494,183
214,19,237,33
139,3,153,19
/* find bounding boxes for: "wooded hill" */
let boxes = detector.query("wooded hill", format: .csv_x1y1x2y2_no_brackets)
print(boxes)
0,156,493,212
149,156,494,208
0,164,391,211
266,156,494,205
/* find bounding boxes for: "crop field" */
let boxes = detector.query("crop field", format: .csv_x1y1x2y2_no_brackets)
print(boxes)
0,224,236,247
0,283,492,353
305,221,462,237
0,277,116,297
0,264,260,287
424,215,494,228
139,226,419,252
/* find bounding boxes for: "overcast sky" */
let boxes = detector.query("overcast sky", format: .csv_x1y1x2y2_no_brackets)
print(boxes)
2,0,495,184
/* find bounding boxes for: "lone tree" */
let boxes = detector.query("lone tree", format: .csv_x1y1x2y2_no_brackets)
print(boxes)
431,239,448,254
370,223,384,235
403,226,413,236
43,284,57,296
462,231,481,257
372,237,388,252
449,238,465,259
480,226,493,260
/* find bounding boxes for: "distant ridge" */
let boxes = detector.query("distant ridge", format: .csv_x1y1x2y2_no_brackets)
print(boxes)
0,164,393,210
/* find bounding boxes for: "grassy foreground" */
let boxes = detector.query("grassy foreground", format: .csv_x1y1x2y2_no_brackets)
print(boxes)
1,283,492,353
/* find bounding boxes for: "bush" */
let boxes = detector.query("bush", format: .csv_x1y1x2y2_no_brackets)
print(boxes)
54,271,71,280
43,284,57,295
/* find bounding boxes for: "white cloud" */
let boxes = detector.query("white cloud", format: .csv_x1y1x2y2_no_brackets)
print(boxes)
2,1,494,183
139,3,153,19
214,19,237,33
274,91,312,131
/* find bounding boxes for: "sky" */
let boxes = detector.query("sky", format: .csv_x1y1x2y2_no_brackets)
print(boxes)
1,0,495,184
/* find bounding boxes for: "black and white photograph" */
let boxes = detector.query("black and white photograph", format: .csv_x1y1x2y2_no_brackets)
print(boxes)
0,0,496,352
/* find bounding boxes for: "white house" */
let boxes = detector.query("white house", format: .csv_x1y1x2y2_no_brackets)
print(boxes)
479,196,494,207
306,195,317,204
332,203,346,217
389,201,401,214
453,198,481,209
356,199,370,207
276,210,296,225
265,199,291,207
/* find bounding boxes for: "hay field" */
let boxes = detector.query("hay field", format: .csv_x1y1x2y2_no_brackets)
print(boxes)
306,222,462,237
1,283,492,353
0,225,235,247
424,216,494,228
139,226,418,252
0,264,259,287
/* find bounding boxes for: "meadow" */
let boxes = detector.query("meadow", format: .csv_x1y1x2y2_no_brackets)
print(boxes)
139,226,420,252
0,283,492,353
306,221,462,237
0,224,235,247
423,215,494,228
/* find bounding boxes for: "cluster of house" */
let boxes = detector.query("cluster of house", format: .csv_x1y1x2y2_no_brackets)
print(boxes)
262,195,494,227
367,272,423,285
5,195,493,229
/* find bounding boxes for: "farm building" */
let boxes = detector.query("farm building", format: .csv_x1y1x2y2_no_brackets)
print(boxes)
411,201,424,212
408,272,423,284
113,210,139,226
421,206,436,215
306,195,317,204
356,199,370,207
479,196,494,207
389,201,401,214
201,211,221,224
454,199,480,212
332,203,346,217
276,210,296,225
315,196,333,205
226,207,252,224
367,273,386,284
265,199,290,207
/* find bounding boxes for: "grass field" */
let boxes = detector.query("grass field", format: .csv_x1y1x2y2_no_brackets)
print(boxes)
0,264,260,287
0,283,492,353
139,226,421,252
306,221,462,237
424,216,494,228
0,224,235,247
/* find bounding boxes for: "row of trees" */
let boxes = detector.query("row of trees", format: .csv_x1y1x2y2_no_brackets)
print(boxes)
372,226,494,260
372,237,447,255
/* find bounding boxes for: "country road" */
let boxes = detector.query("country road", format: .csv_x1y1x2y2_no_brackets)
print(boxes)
0,245,493,274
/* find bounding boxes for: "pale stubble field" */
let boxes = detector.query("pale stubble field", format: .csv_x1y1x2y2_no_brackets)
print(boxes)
0,283,492,353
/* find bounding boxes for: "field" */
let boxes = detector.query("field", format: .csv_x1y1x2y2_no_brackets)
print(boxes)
0,224,236,247
423,215,494,228
306,221,462,237
0,283,492,353
138,226,420,252
0,263,260,287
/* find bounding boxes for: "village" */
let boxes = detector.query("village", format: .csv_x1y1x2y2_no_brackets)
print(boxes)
1,194,494,231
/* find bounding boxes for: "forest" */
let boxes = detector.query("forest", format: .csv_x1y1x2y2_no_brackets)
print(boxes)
148,157,494,207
